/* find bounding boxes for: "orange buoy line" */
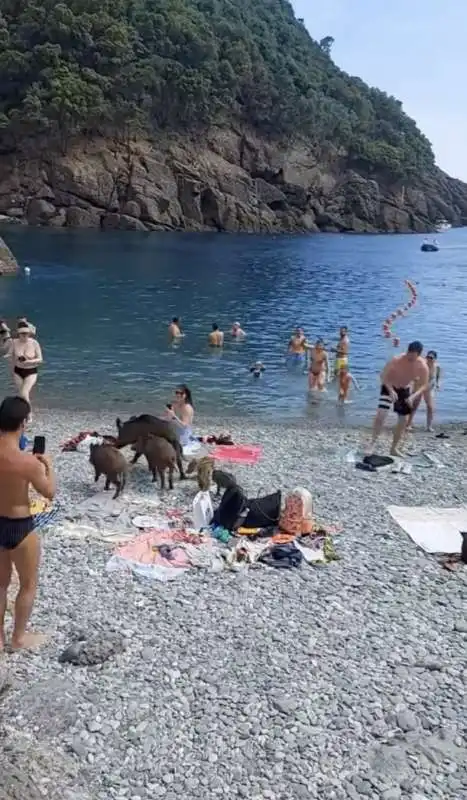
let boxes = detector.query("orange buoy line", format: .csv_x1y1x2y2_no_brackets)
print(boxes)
381,279,418,347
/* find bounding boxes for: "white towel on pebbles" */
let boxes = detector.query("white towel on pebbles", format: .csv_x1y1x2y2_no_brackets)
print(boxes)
132,515,167,530
388,505,466,553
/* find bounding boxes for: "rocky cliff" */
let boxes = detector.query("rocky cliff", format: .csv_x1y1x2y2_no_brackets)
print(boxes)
1,130,466,234
0,235,19,274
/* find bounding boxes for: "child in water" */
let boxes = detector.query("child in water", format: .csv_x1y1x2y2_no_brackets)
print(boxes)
337,366,359,403
250,361,265,378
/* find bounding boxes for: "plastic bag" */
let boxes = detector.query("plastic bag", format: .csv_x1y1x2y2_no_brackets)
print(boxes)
192,490,213,530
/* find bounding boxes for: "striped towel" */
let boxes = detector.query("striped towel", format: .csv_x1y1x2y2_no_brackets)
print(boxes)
29,498,60,530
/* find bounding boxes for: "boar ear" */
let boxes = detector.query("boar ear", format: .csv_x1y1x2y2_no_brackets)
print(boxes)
116,418,121,430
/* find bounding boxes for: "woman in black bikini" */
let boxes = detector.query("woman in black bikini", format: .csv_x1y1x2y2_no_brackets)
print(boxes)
11,322,43,408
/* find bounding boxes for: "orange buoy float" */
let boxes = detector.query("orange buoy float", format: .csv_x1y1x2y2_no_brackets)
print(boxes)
381,279,418,347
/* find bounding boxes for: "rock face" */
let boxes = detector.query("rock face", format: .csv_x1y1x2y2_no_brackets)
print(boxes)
0,130,465,234
0,235,19,274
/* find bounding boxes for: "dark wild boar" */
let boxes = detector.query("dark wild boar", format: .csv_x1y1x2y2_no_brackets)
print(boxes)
89,443,128,499
115,414,185,479
135,434,177,490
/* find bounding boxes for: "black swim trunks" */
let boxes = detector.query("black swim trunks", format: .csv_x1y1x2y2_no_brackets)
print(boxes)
378,385,412,417
0,516,34,550
14,366,38,380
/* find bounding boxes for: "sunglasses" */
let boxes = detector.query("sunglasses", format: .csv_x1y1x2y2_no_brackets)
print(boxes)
175,390,184,396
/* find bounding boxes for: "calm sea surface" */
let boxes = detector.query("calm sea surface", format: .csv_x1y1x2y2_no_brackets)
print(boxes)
0,227,466,423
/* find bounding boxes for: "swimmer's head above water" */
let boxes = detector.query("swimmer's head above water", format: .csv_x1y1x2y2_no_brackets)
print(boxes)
250,360,265,377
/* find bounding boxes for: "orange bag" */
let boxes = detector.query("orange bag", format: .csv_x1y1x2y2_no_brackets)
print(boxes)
279,489,313,536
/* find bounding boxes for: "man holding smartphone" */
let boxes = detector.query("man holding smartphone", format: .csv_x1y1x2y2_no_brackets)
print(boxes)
0,396,56,650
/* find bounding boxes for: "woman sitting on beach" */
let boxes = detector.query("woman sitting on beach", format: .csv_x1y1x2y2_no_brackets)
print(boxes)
10,321,43,408
165,384,195,446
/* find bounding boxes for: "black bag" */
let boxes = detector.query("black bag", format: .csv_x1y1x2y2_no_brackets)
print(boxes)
212,486,247,531
243,491,282,528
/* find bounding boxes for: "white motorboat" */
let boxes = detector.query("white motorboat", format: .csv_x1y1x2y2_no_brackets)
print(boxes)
435,219,452,232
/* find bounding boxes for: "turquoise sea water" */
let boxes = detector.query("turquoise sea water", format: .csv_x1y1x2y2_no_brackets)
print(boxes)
0,227,466,422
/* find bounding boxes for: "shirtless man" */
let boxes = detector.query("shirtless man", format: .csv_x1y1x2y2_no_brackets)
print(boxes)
333,326,350,375
287,327,307,367
0,396,56,650
208,323,224,347
308,339,329,391
407,350,441,432
368,341,429,456
168,317,183,341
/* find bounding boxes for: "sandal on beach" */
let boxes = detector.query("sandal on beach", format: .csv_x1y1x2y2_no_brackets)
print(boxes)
436,432,450,439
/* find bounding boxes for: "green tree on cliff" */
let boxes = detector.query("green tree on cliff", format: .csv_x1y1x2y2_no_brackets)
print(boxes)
0,0,435,178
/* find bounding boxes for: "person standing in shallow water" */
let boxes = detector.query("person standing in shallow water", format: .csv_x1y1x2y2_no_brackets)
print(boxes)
208,323,224,347
333,325,350,376
407,349,441,432
10,321,43,411
287,327,307,367
168,317,184,342
367,341,429,457
0,396,56,651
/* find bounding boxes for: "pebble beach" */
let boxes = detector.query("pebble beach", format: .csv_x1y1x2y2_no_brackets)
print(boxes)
1,408,467,800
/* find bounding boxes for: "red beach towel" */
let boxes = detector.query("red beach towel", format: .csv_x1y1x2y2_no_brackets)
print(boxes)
211,444,262,465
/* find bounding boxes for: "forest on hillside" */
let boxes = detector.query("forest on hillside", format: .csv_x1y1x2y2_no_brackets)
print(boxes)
0,0,434,178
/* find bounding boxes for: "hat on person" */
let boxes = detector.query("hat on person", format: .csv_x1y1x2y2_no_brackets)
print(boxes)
17,322,32,335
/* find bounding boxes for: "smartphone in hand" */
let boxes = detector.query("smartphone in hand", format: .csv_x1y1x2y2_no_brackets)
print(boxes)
32,435,46,455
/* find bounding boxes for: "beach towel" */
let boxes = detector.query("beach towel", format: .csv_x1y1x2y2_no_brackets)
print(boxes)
106,529,218,581
388,505,466,554
211,444,262,465
58,520,137,544
61,431,117,452
30,498,60,530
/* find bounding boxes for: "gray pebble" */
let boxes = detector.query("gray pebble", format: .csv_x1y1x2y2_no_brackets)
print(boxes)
397,710,419,732
382,790,401,800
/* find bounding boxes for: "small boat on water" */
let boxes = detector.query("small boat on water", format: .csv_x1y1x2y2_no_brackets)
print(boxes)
421,238,439,252
435,219,452,233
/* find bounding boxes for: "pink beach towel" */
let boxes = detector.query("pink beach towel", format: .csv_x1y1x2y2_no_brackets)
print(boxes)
115,530,191,568
211,444,262,465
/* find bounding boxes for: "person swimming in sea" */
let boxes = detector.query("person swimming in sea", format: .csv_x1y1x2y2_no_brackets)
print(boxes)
231,321,246,339
168,317,184,341
250,361,265,378
208,323,224,347
287,327,307,367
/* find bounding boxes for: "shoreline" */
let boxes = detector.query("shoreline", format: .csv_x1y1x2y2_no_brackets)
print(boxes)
30,404,467,435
